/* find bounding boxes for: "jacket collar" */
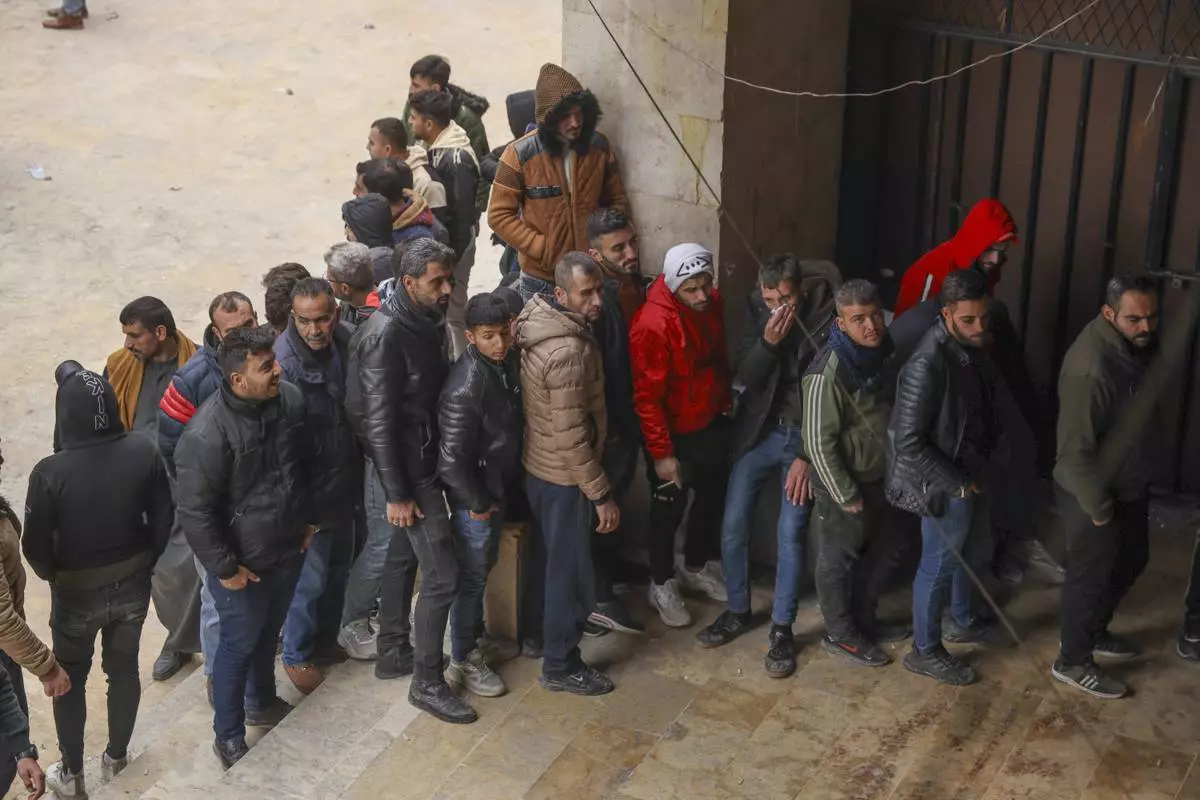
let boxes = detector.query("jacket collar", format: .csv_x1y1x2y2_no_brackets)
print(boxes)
933,318,974,366
219,379,281,419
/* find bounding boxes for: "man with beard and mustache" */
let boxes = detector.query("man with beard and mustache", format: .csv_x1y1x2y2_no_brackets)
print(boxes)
346,239,475,723
1053,274,1159,699
887,269,1026,686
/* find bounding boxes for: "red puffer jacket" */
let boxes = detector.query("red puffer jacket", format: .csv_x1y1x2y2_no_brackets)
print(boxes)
629,276,732,459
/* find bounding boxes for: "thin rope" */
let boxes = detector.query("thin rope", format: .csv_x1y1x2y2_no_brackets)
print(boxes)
617,0,1102,99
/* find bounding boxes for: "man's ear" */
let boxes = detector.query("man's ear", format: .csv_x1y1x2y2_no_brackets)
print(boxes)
155,325,169,342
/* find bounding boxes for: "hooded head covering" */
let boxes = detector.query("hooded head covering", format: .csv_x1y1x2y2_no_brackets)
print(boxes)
342,194,395,249
54,364,125,452
534,63,601,155
506,90,537,139
949,199,1019,269
662,243,715,294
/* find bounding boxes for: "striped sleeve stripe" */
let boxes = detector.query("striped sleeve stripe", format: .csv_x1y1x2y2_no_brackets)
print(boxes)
804,374,848,506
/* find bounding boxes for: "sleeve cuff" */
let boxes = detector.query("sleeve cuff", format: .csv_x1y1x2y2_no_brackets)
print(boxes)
592,493,612,507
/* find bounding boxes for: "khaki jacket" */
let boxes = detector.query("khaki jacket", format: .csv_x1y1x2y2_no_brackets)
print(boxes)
0,518,56,677
516,296,610,501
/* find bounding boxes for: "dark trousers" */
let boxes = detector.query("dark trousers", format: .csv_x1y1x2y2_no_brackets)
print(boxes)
1058,487,1149,666
525,475,596,676
376,483,458,684
595,437,641,603
813,482,909,642
0,650,28,789
151,525,203,654
1185,530,1200,639
209,556,302,742
647,418,730,585
51,570,151,773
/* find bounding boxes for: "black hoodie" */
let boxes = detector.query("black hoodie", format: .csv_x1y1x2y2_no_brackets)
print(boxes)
24,369,173,587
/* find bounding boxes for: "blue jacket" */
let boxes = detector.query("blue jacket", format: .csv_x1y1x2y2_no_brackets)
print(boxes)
157,337,222,476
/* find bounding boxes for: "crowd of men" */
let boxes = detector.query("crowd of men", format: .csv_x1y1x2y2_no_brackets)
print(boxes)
0,53,1197,800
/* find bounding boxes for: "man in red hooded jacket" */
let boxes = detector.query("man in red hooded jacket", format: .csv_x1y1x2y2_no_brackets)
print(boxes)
630,243,732,629
893,199,1018,317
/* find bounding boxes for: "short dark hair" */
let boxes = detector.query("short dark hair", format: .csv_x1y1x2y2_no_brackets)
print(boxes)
493,286,525,318
264,281,296,332
208,291,253,324
398,238,456,280
834,279,879,312
290,277,337,308
1105,273,1158,310
261,263,310,289
217,325,277,379
361,158,413,203
554,251,600,290
120,296,176,338
410,54,451,88
409,89,453,129
759,254,802,290
371,117,407,150
940,269,989,305
586,207,633,246
466,293,512,328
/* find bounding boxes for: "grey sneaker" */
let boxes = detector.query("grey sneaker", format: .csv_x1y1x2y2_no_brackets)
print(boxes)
1023,540,1065,585
101,751,128,781
1052,659,1127,699
677,560,728,602
650,579,692,628
45,762,87,799
446,649,507,698
337,619,378,661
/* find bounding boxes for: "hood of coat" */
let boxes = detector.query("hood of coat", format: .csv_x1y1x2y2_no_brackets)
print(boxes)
534,63,601,156
516,294,590,350
55,368,126,450
644,274,723,359
948,199,1018,270
448,83,490,118
506,89,537,139
406,144,432,170
796,259,843,328
393,190,434,230
343,193,395,249
429,121,480,168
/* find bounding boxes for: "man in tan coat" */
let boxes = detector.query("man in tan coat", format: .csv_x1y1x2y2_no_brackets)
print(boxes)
516,252,620,696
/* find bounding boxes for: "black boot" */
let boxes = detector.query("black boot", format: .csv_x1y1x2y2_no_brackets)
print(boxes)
375,643,415,680
695,609,753,649
213,737,249,769
764,624,798,678
409,678,478,724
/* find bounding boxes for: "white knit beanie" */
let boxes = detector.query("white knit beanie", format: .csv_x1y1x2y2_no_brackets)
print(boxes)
662,243,715,293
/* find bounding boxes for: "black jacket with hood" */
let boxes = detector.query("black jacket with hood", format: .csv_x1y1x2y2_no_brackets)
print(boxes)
731,260,842,461
24,368,173,587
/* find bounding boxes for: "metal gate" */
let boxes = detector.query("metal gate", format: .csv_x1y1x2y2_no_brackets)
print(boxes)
837,0,1200,489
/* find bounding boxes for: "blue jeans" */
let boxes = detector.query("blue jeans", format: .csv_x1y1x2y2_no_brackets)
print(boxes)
449,507,505,661
912,495,989,652
208,556,303,742
514,273,555,304
721,425,810,625
62,0,85,14
282,529,352,666
341,461,395,626
196,558,219,678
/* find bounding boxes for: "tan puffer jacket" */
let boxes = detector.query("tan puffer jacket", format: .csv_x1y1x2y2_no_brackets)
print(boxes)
516,296,610,501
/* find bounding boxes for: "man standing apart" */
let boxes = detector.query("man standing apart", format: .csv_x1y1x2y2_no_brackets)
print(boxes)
1054,275,1159,698
489,63,629,304
630,244,731,628
517,253,620,695
175,326,315,768
410,90,481,358
347,239,474,723
695,255,839,677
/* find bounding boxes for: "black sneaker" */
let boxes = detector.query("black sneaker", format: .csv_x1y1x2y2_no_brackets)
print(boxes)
1094,631,1139,661
521,637,543,659
695,609,753,649
821,633,890,667
213,737,249,770
1051,658,1127,699
409,679,478,724
1177,632,1200,663
903,646,977,685
764,624,798,678
375,643,415,680
589,600,645,635
245,697,293,727
943,617,1007,646
540,664,615,696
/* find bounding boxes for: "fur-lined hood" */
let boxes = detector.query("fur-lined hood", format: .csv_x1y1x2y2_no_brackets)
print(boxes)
534,63,602,157
448,83,489,118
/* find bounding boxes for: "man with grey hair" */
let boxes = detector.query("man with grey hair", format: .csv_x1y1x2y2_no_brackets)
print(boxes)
346,238,475,723
804,279,906,669
323,242,379,331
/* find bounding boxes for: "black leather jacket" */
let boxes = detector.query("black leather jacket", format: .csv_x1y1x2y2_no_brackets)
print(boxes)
437,346,523,513
175,381,314,580
346,284,449,503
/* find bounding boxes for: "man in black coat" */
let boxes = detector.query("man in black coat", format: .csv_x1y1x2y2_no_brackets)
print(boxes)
175,326,316,769
346,238,474,724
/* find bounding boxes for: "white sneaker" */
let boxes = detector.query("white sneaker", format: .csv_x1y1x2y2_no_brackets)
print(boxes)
677,560,728,602
337,619,378,661
446,649,507,697
101,752,128,782
650,579,692,628
45,762,87,799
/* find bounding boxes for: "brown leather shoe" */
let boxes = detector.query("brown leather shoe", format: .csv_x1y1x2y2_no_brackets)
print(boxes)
283,662,324,695
42,14,84,29
46,6,89,17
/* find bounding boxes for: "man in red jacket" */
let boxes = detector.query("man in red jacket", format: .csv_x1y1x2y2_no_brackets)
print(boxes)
630,243,732,628
893,199,1018,317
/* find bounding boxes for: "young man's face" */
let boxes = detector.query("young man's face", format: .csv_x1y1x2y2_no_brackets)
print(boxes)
352,172,367,198
232,350,282,401
555,269,604,324
409,112,435,143
409,74,440,96
292,293,338,351
837,302,887,348
974,241,1010,277
123,321,168,362
556,104,584,141
1103,290,1159,349
367,126,392,159
942,298,992,348
210,301,257,342
589,227,640,275
403,261,454,315
466,323,513,363
675,273,714,313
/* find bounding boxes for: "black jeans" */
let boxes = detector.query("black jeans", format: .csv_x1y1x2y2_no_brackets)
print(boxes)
812,482,910,642
1185,530,1200,639
376,483,458,684
51,570,151,773
525,475,596,676
1058,486,1149,667
0,649,28,789
647,418,730,585
595,437,641,603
